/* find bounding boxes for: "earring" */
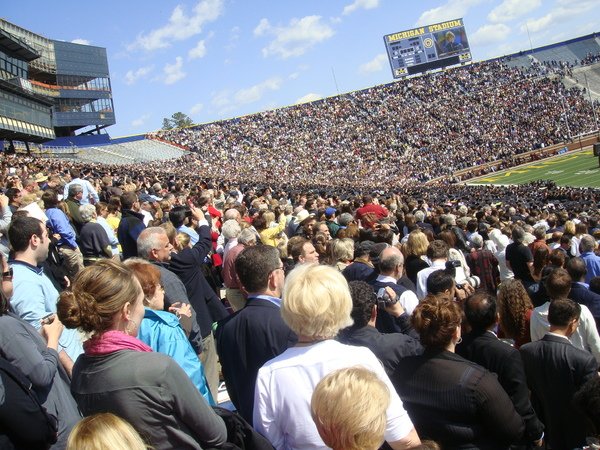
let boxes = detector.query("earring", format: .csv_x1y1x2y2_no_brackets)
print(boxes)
455,337,462,345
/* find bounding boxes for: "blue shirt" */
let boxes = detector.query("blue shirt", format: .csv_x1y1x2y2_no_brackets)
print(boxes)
9,260,83,362
45,207,78,249
177,225,199,246
581,251,600,284
248,294,282,308
138,308,214,405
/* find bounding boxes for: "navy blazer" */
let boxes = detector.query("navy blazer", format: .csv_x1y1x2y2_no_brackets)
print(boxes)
457,331,544,445
570,282,600,331
520,334,598,449
215,297,296,423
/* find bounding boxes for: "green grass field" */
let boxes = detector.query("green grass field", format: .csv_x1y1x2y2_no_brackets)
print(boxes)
468,147,600,188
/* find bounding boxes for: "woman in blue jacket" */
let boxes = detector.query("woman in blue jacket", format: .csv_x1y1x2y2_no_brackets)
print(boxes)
125,259,214,405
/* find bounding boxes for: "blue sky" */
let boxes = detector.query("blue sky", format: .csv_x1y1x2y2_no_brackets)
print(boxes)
4,0,599,137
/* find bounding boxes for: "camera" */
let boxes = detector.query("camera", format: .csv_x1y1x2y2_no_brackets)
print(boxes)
377,287,398,309
457,275,481,290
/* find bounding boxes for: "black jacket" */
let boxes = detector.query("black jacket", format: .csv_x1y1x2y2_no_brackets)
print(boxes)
456,330,544,445
169,224,228,337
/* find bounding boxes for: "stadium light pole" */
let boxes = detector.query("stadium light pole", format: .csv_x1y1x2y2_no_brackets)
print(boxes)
559,95,572,142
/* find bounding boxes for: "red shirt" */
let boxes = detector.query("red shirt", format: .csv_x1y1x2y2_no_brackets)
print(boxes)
356,203,388,228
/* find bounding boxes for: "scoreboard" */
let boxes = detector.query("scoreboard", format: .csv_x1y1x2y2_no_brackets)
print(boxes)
383,18,472,78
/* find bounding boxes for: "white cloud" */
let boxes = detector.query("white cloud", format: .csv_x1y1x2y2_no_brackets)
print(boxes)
296,93,322,104
163,57,186,85
128,0,223,51
255,15,334,59
416,0,483,26
125,65,154,85
226,26,241,51
190,103,204,115
234,77,282,104
253,18,271,36
521,1,597,33
469,23,511,47
288,72,299,80
342,0,379,15
131,114,150,128
188,40,207,59
359,53,388,74
71,38,90,45
488,0,541,23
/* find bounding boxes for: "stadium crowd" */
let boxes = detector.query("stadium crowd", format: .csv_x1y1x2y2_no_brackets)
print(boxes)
0,147,599,449
155,60,597,187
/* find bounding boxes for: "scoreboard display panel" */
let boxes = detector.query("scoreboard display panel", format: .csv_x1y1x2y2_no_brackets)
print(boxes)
383,18,472,78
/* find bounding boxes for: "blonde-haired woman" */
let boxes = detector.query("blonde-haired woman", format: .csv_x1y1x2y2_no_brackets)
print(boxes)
404,230,430,285
57,260,226,450
67,413,147,450
253,264,420,449
311,367,390,450
329,238,354,272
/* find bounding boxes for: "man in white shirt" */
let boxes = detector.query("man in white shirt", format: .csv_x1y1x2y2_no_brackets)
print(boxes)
530,268,600,363
416,240,449,300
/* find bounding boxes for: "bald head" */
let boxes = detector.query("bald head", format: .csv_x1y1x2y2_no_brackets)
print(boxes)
379,246,404,277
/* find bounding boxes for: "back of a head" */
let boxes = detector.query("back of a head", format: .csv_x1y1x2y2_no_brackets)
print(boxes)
330,238,354,263
236,228,255,246
470,234,483,250
57,260,142,334
426,269,454,296
8,215,43,254
41,189,59,209
464,292,497,332
282,264,353,339
379,246,404,275
406,230,429,257
311,367,390,450
169,206,187,228
566,257,587,282
348,280,377,328
580,234,596,254
426,240,449,260
511,226,525,244
221,219,242,240
120,191,138,210
548,298,581,327
66,413,147,450
411,295,461,349
235,245,280,293
544,268,572,301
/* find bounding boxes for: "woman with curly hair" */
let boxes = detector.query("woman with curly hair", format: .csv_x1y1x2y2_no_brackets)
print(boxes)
497,279,534,348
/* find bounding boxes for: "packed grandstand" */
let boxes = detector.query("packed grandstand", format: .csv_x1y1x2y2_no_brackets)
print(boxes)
3,33,600,192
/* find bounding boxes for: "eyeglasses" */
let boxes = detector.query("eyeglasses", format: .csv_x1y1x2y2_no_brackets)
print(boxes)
2,267,13,280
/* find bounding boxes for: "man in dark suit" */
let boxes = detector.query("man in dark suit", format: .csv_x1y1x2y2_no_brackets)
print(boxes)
215,245,297,422
370,246,419,333
457,292,544,447
567,256,600,332
338,281,422,376
521,299,598,449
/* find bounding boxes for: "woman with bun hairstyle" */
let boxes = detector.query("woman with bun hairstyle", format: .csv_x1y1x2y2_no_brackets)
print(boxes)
391,295,525,448
57,260,227,450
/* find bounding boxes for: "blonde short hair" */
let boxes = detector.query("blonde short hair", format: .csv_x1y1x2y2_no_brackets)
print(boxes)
330,238,354,263
282,264,353,339
405,230,429,257
311,367,390,450
67,413,148,450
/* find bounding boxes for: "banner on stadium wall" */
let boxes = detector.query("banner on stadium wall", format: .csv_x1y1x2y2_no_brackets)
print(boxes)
383,18,472,78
